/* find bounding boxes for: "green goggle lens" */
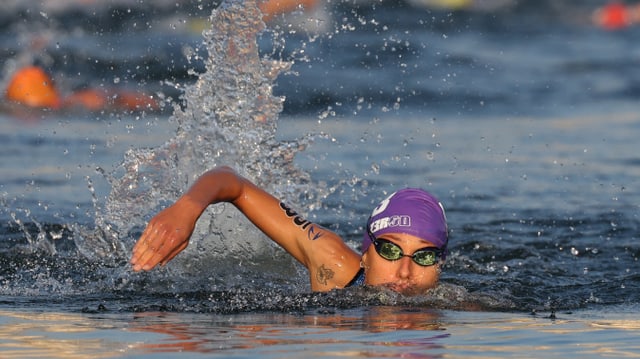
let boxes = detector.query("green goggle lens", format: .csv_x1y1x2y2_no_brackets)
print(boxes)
373,238,441,267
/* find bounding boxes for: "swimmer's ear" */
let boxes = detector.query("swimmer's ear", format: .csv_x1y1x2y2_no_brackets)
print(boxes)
361,250,371,268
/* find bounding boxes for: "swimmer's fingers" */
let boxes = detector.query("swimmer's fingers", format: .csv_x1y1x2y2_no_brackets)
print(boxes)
131,223,169,271
131,226,156,262
131,220,191,271
142,226,190,269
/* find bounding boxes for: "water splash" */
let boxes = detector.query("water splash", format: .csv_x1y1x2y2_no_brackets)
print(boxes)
72,0,314,291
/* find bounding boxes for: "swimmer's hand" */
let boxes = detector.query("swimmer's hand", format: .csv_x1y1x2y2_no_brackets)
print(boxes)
131,199,199,271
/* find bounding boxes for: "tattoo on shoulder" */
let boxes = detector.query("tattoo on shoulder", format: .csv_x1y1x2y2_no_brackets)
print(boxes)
280,202,325,241
316,264,335,286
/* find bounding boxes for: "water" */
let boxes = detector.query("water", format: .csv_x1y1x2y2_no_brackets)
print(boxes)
2,305,640,358
1,0,640,357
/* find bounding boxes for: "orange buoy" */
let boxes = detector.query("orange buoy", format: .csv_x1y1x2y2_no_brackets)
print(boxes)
5,66,61,109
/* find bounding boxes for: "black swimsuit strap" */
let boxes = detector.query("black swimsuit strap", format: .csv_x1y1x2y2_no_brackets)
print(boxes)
345,267,365,288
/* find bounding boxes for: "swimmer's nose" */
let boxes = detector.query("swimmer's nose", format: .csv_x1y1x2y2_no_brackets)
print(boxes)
396,255,413,280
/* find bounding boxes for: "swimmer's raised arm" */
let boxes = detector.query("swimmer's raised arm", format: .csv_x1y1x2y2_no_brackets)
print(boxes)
130,166,361,291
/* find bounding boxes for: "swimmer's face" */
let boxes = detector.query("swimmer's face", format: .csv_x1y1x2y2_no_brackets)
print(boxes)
362,232,440,296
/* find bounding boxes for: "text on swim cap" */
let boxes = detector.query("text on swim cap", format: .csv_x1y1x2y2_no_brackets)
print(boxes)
369,215,411,234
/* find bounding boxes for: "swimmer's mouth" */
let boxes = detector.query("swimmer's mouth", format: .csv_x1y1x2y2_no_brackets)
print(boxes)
383,282,416,295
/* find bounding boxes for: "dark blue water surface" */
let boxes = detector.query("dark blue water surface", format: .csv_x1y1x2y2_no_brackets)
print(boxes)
0,0,639,314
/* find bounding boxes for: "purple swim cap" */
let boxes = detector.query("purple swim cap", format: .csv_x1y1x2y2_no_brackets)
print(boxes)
362,188,448,254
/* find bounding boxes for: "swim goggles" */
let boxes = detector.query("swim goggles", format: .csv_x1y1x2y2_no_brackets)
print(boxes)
369,234,442,267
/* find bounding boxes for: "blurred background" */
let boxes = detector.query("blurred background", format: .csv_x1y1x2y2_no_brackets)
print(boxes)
3,0,638,119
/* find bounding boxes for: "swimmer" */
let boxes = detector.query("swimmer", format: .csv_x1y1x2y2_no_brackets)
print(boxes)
131,166,448,296
592,1,640,30
259,0,319,22
4,65,158,113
